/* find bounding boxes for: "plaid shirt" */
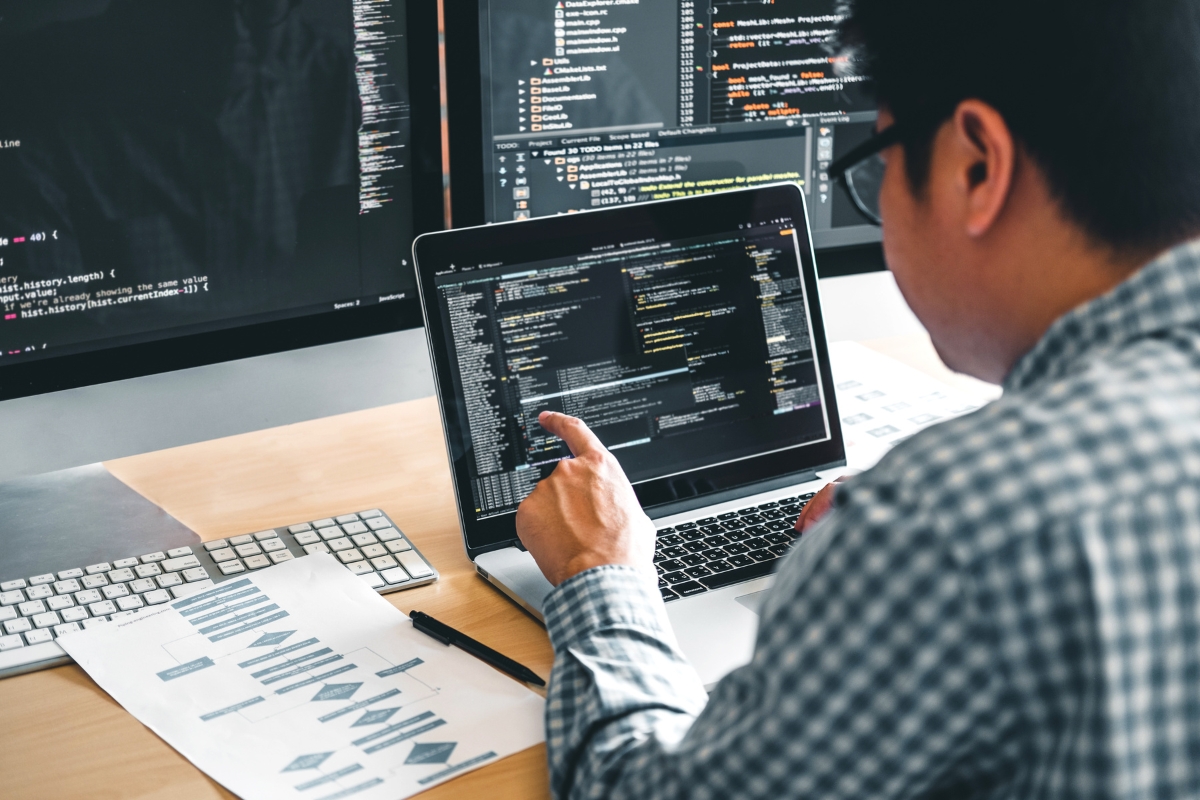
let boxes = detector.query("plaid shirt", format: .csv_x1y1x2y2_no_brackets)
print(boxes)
542,239,1200,799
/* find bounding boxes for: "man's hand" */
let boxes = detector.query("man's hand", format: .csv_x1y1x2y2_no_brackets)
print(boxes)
794,477,847,534
516,411,656,587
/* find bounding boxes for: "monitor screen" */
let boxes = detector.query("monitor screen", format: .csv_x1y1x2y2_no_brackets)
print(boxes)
469,0,878,250
0,0,439,395
421,188,837,534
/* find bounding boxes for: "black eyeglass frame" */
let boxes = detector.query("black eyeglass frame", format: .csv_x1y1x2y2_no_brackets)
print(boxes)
827,123,904,226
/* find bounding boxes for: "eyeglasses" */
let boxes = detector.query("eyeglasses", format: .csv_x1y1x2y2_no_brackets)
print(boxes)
826,124,904,227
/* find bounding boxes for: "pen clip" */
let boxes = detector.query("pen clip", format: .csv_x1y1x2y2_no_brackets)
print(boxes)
410,611,452,645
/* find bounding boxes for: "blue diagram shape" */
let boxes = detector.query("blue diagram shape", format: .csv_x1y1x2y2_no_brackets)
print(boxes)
352,707,399,727
312,682,362,702
282,752,332,772
406,742,457,765
251,631,295,647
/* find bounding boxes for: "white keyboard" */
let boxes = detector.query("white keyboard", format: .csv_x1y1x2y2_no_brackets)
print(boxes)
0,509,437,679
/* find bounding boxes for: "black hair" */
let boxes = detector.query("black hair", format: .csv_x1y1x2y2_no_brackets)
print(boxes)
840,0,1200,251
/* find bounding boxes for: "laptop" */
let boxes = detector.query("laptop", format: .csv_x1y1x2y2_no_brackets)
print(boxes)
413,183,847,687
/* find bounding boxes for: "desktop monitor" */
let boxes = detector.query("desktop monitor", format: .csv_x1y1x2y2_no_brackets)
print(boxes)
444,0,883,275
0,0,443,401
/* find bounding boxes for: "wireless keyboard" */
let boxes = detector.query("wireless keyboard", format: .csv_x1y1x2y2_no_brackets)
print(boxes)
0,509,437,679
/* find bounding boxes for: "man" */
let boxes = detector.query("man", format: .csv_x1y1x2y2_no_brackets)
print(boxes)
516,0,1200,796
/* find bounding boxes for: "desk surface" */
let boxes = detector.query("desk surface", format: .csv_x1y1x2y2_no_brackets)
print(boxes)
0,333,997,800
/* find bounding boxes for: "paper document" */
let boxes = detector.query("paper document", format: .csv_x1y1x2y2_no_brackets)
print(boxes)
59,554,545,800
829,341,998,470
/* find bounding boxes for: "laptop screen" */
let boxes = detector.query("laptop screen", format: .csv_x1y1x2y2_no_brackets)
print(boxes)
416,184,844,554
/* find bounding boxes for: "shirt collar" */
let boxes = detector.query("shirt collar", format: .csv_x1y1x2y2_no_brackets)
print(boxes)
1003,238,1200,393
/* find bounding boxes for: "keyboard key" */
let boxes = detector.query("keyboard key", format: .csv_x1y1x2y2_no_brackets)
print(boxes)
681,554,706,567
660,587,679,602
660,559,685,572
312,518,336,528
699,559,777,591
658,534,683,546
60,607,89,623
663,571,689,585
74,589,102,605
209,548,237,563
110,611,137,620
102,584,130,600
707,560,733,573
116,595,144,611
360,544,387,559
360,509,384,520
26,585,53,600
673,581,707,598
385,539,412,554
748,549,776,563
144,589,172,605
359,572,385,589
88,600,117,616
261,538,287,553
0,607,15,623
242,556,270,570
320,526,347,541
335,514,360,524
697,517,718,525
167,547,193,558
29,574,55,586
269,551,294,565
396,552,434,579
135,563,163,578
768,544,792,557
717,512,739,521
661,546,687,559
112,558,139,569
682,541,706,554
684,565,712,578
370,555,398,571
725,542,750,555
764,532,792,545
337,549,364,564
170,580,214,600
676,522,697,530
700,524,724,535
679,530,706,542
203,540,229,551
107,568,135,583
303,543,331,555
234,543,263,557
705,548,730,561
162,555,201,572
345,561,374,575
54,622,82,637
704,535,731,548
744,536,769,550
32,611,60,629
81,574,108,589
4,617,33,634
728,554,755,568
375,527,402,542
366,517,391,531
24,629,54,645
57,568,84,580
765,520,792,531
380,567,411,585
46,595,74,611
183,567,211,582
219,561,246,576
342,521,368,535
53,579,81,595
0,579,28,591
228,534,254,546
757,502,779,510
251,531,277,542
0,633,24,651
156,573,183,588
140,552,167,563
0,590,25,605
129,578,157,593
288,523,313,533
82,618,109,630
293,531,321,546
18,600,46,616
352,532,379,547
328,537,354,552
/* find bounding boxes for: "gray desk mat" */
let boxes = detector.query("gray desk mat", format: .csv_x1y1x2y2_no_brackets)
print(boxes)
0,463,200,580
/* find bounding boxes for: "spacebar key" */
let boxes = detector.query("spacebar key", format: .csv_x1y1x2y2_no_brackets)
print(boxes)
697,560,777,590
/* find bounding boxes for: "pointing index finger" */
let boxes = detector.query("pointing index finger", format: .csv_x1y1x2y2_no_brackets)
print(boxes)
539,411,605,458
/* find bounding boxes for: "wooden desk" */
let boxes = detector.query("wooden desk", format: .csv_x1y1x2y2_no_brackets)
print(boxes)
0,333,997,799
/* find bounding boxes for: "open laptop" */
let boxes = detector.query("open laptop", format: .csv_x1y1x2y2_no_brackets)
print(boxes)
414,183,847,687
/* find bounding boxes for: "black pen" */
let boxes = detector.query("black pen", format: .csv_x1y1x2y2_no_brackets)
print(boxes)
409,610,546,687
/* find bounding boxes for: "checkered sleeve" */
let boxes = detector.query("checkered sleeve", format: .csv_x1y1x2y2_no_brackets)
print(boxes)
542,480,1011,800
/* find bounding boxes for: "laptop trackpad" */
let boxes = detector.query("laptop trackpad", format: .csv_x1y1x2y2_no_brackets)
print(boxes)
734,590,766,615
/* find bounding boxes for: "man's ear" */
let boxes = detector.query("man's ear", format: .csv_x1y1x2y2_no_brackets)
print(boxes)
949,100,1016,238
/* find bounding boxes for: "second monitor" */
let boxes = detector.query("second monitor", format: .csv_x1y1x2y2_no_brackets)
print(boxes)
447,0,880,259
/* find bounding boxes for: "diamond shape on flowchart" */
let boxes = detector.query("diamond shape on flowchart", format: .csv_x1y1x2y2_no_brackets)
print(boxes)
312,682,362,702
352,707,399,727
405,742,457,765
250,630,295,647
282,752,332,772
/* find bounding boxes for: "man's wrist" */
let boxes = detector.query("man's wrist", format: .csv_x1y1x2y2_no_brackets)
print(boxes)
543,564,669,653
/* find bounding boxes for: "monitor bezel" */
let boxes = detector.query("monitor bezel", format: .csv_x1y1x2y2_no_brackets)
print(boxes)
415,183,846,559
0,0,443,401
442,0,886,275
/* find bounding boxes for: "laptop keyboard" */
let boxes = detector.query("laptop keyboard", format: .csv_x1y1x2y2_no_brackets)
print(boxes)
0,509,436,679
656,493,815,602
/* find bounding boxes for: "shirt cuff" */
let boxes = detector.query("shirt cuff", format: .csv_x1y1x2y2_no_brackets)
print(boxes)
543,565,671,653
